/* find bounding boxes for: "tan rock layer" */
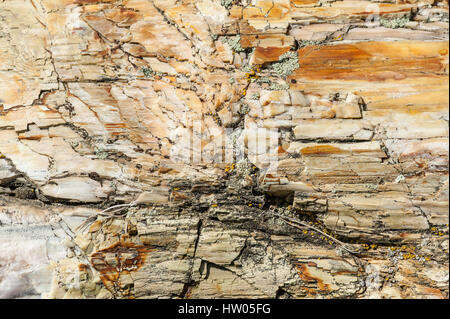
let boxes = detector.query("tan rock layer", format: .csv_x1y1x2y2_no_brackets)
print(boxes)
0,0,448,299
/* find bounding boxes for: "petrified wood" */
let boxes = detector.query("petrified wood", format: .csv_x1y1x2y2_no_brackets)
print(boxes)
0,0,448,299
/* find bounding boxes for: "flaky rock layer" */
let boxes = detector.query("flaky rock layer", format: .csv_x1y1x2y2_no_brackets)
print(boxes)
0,0,448,299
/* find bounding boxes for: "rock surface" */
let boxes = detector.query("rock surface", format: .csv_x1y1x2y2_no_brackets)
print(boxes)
0,0,448,299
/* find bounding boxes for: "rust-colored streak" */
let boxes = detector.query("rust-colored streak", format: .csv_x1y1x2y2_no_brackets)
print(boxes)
74,0,115,4
277,146,287,154
171,191,190,201
417,286,447,299
253,46,291,64
78,264,89,271
352,8,412,15
295,263,330,293
293,41,448,82
240,35,257,48
91,242,155,273
39,92,54,105
300,145,343,155
291,0,318,5
105,123,127,128
18,135,46,140
398,146,449,163
90,242,156,297
298,44,372,63
105,7,142,26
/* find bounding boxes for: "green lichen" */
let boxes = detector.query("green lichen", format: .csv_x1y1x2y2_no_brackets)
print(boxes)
256,76,272,84
268,82,290,91
254,75,289,90
239,103,250,115
394,174,405,184
250,92,260,100
241,64,252,73
95,147,109,159
220,35,245,53
228,77,235,84
297,39,324,48
221,0,233,10
142,67,164,78
235,158,254,177
380,16,410,29
269,51,300,78
142,67,153,78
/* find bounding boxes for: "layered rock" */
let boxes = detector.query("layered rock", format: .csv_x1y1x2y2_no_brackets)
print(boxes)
0,0,448,299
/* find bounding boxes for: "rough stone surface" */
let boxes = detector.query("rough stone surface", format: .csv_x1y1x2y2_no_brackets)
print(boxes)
0,0,448,299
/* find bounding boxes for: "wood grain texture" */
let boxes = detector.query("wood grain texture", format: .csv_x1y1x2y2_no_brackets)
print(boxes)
0,0,448,299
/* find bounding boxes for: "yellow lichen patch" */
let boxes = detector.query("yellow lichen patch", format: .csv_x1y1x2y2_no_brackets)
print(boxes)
224,163,236,173
430,226,447,236
332,34,344,41
241,65,262,97
402,253,416,260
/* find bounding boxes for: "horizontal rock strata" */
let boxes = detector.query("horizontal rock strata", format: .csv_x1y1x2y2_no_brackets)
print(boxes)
0,0,448,299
